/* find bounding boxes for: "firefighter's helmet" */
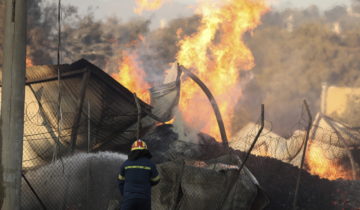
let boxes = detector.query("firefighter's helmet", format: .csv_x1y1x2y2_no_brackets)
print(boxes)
131,139,148,151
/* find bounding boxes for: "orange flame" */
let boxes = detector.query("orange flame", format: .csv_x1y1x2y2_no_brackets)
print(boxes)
113,0,353,181
306,142,353,180
177,0,269,139
112,52,151,103
134,0,168,14
112,0,269,141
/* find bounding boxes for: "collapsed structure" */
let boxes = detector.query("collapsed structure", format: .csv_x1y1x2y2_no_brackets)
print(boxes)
16,59,155,168
3,59,359,209
0,59,269,209
0,59,182,168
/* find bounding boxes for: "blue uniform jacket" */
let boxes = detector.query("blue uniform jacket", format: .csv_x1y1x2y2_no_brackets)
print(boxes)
118,157,160,200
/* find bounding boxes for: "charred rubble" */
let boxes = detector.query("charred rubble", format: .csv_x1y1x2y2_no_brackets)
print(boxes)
9,59,359,209
144,124,360,210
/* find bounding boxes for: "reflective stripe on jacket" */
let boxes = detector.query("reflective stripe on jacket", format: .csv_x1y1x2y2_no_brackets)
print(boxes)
118,157,160,200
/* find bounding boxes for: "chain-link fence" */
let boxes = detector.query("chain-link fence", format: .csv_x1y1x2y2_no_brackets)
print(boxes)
229,103,360,209
21,96,97,210
18,60,153,209
20,97,360,210
230,104,360,181
20,96,265,209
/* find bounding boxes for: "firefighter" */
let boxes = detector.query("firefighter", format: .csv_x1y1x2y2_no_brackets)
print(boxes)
118,139,160,210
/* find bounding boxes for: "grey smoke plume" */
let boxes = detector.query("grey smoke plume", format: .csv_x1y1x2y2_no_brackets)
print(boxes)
2,1,360,138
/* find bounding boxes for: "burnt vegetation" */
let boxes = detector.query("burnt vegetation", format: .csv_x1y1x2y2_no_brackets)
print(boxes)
1,0,360,137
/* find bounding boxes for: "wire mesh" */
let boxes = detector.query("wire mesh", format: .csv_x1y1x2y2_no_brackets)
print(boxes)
21,96,95,210
20,97,360,210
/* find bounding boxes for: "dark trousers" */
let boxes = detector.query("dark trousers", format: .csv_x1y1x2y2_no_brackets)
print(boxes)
121,198,151,210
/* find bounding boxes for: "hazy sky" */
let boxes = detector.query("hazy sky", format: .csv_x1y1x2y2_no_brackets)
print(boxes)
58,0,351,28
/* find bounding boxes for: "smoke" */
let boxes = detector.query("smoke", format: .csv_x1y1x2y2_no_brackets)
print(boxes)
22,152,126,210
2,1,360,137
123,3,360,137
172,109,201,144
0,0,152,71
232,5,360,136
127,15,200,85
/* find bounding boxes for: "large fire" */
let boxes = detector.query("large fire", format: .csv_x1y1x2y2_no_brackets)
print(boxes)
112,52,151,103
176,0,269,139
306,142,353,180
134,0,168,15
107,0,353,181
116,0,269,139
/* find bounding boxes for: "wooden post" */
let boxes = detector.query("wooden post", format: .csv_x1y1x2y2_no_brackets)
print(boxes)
1,0,27,209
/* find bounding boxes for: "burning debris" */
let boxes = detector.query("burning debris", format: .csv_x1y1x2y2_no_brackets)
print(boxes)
112,52,151,103
308,114,360,180
1,0,360,209
16,56,359,209
235,150,360,210
14,56,271,209
230,83,360,181
21,119,359,209
170,0,268,139
111,0,269,141
231,115,360,181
